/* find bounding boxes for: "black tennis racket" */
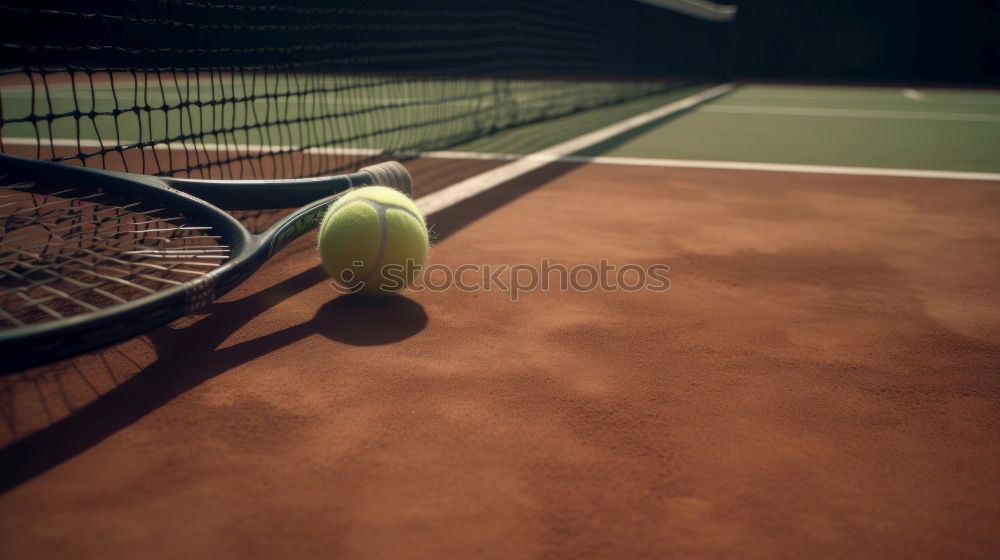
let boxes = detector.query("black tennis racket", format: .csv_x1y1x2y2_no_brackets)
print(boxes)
0,152,412,374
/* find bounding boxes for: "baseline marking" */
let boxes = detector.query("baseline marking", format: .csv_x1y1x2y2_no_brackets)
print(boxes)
422,151,1000,182
0,136,382,158
732,89,1000,105
700,105,1000,122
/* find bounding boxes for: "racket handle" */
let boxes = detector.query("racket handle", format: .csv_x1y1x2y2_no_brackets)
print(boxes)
359,161,413,197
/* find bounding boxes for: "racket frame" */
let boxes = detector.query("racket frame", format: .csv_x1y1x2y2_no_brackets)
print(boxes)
0,153,411,372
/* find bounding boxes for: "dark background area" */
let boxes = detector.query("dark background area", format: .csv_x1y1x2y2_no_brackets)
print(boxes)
732,0,1000,85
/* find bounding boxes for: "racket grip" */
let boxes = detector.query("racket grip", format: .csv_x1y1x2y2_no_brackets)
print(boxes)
359,161,413,197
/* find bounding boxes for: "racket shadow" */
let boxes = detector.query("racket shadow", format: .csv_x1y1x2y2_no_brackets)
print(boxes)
0,265,427,492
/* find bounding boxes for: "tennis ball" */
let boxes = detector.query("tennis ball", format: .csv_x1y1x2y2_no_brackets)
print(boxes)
318,186,428,296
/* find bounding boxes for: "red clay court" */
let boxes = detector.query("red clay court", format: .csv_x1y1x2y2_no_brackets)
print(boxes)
1,1,999,558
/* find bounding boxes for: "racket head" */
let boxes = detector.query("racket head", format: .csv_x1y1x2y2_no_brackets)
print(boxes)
0,153,411,374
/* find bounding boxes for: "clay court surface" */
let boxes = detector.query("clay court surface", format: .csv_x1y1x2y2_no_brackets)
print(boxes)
2,84,1000,557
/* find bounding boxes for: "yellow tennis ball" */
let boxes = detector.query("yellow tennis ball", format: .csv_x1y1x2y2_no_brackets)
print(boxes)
318,186,428,296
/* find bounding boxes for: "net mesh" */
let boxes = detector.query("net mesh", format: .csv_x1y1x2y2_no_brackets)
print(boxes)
0,0,731,180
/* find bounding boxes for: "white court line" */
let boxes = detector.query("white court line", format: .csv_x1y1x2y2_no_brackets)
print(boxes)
734,89,1000,105
902,88,924,101
736,92,904,102
423,151,1000,182
0,89,541,108
0,136,383,157
561,156,1000,182
700,105,1000,122
415,84,734,215
6,125,999,187
917,94,1000,104
633,0,736,22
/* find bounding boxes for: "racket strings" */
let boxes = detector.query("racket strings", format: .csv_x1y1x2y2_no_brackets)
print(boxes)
0,180,227,328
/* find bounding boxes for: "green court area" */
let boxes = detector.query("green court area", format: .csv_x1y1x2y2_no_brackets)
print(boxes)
715,84,1000,112
5,80,998,174
574,85,1000,172
0,74,674,155
448,85,708,155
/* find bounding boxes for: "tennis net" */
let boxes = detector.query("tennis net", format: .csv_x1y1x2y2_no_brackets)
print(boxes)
0,0,733,180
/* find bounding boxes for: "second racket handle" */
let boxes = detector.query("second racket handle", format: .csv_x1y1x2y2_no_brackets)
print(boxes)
359,161,413,197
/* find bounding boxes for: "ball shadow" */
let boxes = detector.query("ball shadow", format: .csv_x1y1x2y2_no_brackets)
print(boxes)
315,293,428,345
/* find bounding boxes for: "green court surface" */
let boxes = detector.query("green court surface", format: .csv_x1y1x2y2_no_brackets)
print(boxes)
448,86,706,155
3,80,999,174
0,75,673,154
574,85,1000,173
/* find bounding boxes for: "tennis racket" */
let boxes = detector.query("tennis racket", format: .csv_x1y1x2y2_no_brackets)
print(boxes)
0,152,412,374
